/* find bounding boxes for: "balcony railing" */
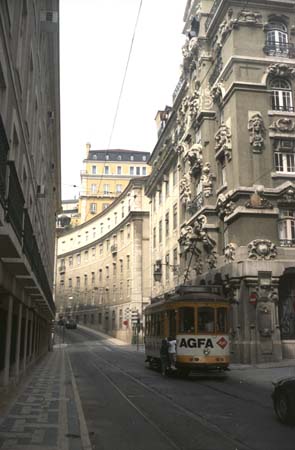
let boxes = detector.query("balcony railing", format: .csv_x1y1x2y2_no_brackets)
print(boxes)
280,239,295,247
111,244,118,254
263,42,295,58
6,162,25,243
271,104,295,113
205,0,220,32
173,76,185,103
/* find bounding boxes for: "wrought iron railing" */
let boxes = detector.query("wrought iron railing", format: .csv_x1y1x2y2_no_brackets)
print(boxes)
205,0,220,32
280,239,295,247
271,104,295,112
6,162,25,243
173,76,186,103
263,42,295,58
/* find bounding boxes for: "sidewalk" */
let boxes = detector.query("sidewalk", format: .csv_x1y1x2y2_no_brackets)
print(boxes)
0,348,91,450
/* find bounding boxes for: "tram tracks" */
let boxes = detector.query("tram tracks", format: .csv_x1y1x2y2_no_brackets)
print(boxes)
78,347,256,450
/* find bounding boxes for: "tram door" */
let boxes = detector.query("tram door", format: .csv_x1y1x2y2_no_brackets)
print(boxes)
168,310,176,338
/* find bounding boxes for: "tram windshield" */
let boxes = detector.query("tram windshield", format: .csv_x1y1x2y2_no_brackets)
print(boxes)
198,307,215,333
179,307,195,333
216,307,227,333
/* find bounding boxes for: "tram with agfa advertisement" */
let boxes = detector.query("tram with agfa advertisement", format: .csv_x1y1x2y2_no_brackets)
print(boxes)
144,285,230,375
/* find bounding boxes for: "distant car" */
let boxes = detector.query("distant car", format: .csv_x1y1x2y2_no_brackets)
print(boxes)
65,319,77,329
272,377,295,425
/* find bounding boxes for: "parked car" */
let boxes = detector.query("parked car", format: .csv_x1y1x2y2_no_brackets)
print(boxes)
272,377,295,425
65,319,77,329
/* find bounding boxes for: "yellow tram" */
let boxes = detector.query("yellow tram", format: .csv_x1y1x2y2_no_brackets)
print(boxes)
144,285,230,374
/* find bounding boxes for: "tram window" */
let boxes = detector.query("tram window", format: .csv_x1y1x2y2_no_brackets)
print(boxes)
156,313,161,336
145,315,150,336
216,307,227,333
168,310,176,337
160,312,165,336
179,307,195,333
198,307,215,333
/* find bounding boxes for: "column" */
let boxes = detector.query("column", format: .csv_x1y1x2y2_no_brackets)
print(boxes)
15,301,23,379
3,295,13,386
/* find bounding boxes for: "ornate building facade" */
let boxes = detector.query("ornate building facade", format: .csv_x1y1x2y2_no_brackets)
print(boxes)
55,178,150,343
78,145,150,223
0,0,61,386
146,0,295,364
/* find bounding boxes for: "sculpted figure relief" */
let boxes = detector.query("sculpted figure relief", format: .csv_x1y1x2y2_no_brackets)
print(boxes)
217,193,236,219
179,173,192,205
200,163,214,197
215,122,232,160
224,243,236,263
237,9,262,24
248,113,266,153
184,143,203,177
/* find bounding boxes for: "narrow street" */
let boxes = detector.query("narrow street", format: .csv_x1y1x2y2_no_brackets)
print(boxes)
1,326,295,449
64,327,295,450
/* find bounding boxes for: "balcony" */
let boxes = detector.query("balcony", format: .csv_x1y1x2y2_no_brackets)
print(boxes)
205,0,221,32
6,162,25,244
59,265,66,274
263,42,295,59
173,76,186,103
280,239,295,247
111,244,118,254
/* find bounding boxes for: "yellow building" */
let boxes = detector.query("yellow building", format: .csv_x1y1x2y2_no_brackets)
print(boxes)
79,144,150,223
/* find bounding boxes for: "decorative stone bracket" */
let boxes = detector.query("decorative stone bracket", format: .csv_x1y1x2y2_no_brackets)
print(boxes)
248,239,277,260
215,122,232,161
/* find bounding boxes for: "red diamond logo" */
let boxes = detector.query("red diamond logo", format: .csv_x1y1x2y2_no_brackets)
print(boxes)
216,337,228,349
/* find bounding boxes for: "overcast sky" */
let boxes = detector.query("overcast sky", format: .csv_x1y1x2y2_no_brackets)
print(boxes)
60,0,187,199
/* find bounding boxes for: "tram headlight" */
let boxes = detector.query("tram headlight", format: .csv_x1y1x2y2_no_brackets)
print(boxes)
203,348,210,356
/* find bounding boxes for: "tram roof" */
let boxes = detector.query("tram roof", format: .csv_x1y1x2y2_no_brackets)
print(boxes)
148,285,226,306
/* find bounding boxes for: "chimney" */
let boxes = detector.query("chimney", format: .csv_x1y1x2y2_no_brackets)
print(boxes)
86,142,91,158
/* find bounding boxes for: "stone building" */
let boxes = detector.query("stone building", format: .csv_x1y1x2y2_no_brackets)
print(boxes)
0,1,60,386
79,145,150,223
55,178,150,343
146,0,295,364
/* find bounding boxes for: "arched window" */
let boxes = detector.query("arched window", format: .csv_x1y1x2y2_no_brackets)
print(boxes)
265,22,289,56
270,78,293,112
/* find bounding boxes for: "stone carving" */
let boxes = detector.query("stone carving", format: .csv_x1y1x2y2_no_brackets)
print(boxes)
179,225,195,254
217,193,236,219
215,122,232,160
179,173,192,205
267,63,295,79
188,90,200,120
269,118,295,133
200,163,214,197
248,239,277,260
211,83,224,104
215,17,234,49
245,192,273,209
193,215,215,251
184,143,203,177
207,251,218,269
224,243,237,263
248,113,266,153
278,187,295,204
175,142,188,155
236,9,262,24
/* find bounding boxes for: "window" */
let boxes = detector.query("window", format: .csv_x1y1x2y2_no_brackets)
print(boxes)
76,276,80,288
159,220,162,243
121,204,124,218
84,250,88,261
127,224,130,239
117,166,122,175
99,244,103,255
179,307,195,333
159,189,162,204
68,278,72,288
100,223,104,234
120,259,123,273
113,263,117,276
106,240,110,251
279,209,295,246
127,255,130,270
91,184,96,193
104,166,109,175
77,254,81,265
92,165,97,174
274,141,295,173
216,308,228,333
105,154,109,160
136,167,140,175
266,22,289,56
142,167,147,175
130,155,134,161
165,212,169,237
153,227,156,248
92,246,96,257
198,307,214,333
69,256,73,266
84,274,88,287
165,253,170,281
270,78,293,112
118,155,122,160
103,184,110,195
99,269,102,281
173,204,177,229
130,166,134,175
173,247,178,270
85,231,88,241
218,153,227,186
116,184,122,193
90,203,97,214
114,212,117,224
